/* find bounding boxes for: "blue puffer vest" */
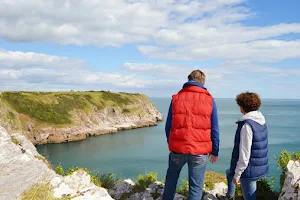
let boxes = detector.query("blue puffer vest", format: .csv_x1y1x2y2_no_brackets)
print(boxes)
230,119,269,180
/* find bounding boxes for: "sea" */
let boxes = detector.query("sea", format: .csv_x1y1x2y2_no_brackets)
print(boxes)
37,98,300,191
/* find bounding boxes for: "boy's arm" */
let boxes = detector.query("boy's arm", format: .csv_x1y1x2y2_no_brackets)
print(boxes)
234,124,253,180
210,99,220,156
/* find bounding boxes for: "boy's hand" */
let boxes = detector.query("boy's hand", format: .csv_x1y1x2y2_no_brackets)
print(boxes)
209,154,218,163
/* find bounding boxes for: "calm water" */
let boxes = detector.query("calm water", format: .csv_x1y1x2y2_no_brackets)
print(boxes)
37,98,300,190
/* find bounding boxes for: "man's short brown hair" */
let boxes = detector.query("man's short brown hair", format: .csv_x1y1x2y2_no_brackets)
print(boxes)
188,70,206,85
236,92,261,113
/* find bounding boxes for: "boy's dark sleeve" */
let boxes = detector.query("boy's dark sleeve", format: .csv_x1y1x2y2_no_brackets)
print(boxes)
165,102,172,143
211,99,220,156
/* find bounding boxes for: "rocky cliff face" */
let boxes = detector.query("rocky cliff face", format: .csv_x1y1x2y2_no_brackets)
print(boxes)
0,91,163,145
0,126,55,199
1,125,299,200
279,160,300,200
0,125,226,200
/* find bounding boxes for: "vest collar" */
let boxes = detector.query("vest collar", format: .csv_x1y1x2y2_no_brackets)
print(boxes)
179,85,210,95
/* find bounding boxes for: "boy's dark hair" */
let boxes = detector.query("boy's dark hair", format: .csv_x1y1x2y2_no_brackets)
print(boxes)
236,92,261,113
188,70,206,85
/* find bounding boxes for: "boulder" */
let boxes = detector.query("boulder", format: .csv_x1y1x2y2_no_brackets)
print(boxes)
0,126,55,200
279,160,300,200
108,179,135,199
51,169,113,200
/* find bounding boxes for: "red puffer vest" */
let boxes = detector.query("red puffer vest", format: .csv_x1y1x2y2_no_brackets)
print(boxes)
168,85,213,155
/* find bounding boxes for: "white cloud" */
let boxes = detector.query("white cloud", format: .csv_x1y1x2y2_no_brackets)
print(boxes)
0,48,155,91
1,0,300,63
0,48,84,69
138,40,300,62
1,47,300,97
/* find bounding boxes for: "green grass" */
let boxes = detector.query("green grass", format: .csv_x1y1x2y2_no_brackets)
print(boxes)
1,91,145,125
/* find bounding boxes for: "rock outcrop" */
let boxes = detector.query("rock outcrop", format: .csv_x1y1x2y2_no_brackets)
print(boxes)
0,126,55,199
51,169,113,200
279,160,300,200
0,126,115,200
108,180,186,200
0,91,163,145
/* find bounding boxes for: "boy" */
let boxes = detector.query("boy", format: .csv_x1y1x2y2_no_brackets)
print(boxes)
217,92,268,200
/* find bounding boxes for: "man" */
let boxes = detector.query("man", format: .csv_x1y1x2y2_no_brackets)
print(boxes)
162,70,220,200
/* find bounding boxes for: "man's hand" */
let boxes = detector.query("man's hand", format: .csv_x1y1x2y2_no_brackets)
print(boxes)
233,178,240,186
209,154,218,163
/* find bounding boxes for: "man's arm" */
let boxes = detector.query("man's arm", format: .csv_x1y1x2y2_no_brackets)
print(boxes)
210,99,220,157
234,124,253,181
165,102,172,142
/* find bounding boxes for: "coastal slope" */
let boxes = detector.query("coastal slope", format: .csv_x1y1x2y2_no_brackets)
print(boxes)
0,91,163,145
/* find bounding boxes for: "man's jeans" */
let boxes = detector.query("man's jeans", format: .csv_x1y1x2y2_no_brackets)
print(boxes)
162,152,207,200
226,169,257,200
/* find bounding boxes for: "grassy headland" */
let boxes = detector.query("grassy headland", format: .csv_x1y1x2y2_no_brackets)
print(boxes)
1,91,147,125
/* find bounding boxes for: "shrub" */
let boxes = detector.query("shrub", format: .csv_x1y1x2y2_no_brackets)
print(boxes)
97,173,119,189
55,164,65,176
176,179,189,197
132,172,158,193
256,178,279,200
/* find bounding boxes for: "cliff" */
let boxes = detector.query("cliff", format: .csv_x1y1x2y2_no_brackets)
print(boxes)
279,160,300,199
0,125,225,200
1,125,299,200
0,91,163,145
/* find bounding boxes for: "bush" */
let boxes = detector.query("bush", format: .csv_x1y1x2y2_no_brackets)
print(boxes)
97,173,119,189
176,179,189,197
132,172,158,193
257,178,279,200
55,164,65,176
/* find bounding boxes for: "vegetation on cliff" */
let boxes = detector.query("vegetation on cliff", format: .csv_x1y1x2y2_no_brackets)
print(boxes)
1,91,148,125
18,150,300,200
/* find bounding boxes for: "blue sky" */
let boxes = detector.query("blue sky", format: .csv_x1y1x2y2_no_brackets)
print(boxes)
0,0,300,98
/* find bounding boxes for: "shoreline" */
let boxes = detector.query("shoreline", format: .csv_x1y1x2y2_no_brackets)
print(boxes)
35,119,163,145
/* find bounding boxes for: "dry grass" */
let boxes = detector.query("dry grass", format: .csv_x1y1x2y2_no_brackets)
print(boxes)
21,183,55,200
21,182,74,200
204,171,226,190
34,155,53,169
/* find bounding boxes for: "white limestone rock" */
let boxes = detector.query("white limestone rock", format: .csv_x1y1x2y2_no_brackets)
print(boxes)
279,160,300,200
0,126,55,200
52,169,113,200
203,182,228,200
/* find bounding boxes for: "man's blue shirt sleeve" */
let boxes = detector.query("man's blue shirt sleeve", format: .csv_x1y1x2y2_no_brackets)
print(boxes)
211,99,220,156
165,102,172,142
